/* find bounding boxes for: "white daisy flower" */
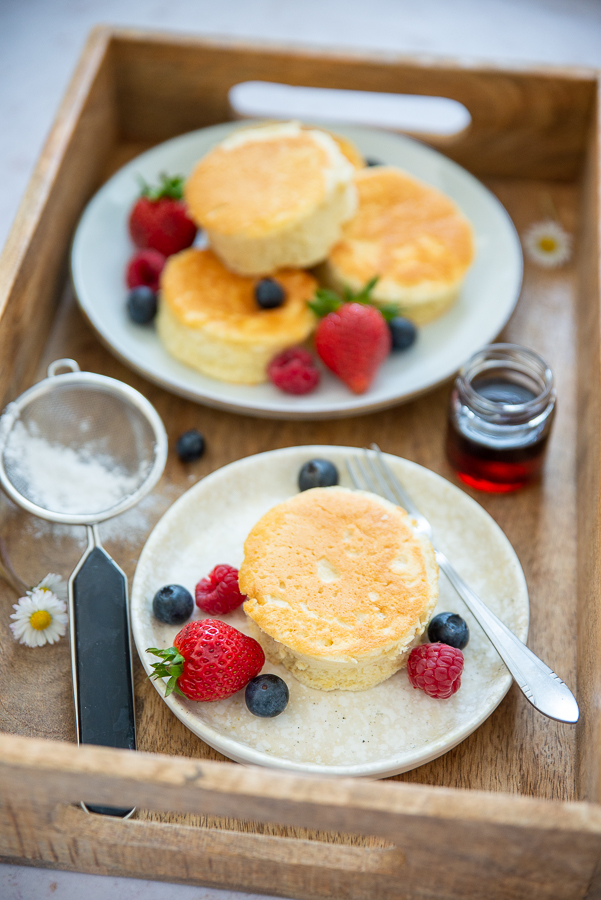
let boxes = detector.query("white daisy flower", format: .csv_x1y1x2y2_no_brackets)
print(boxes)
32,572,67,602
523,219,572,268
10,587,68,647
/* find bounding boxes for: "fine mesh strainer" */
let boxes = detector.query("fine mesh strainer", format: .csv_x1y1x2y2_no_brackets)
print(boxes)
0,359,168,814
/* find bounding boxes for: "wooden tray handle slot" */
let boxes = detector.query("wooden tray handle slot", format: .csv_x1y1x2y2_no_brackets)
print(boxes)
2,734,601,899
228,81,472,143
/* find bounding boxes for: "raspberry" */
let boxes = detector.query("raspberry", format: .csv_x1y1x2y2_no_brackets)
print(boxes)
126,249,166,291
268,347,320,395
407,643,464,699
195,565,246,615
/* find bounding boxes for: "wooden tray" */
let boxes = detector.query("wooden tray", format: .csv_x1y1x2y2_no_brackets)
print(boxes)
0,26,600,900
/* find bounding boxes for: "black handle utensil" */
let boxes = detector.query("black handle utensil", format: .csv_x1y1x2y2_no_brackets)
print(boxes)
0,359,168,817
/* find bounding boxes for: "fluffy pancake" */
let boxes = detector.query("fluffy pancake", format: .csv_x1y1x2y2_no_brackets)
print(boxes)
326,130,365,170
184,122,357,276
324,166,475,325
157,247,317,384
239,486,438,691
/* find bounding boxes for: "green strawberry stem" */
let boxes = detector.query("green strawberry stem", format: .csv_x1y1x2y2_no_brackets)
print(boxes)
146,646,186,697
137,172,186,202
308,277,398,322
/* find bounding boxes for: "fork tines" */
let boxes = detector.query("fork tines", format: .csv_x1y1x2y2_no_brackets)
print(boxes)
346,445,417,517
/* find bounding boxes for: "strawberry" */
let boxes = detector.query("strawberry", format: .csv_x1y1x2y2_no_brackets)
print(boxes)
147,619,264,702
129,173,197,257
315,302,391,394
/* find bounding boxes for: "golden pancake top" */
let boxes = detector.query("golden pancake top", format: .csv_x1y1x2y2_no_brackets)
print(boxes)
240,487,438,661
160,248,317,346
328,166,475,291
184,122,355,238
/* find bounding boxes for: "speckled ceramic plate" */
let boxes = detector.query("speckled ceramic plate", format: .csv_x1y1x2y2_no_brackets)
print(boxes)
71,122,522,420
131,446,529,778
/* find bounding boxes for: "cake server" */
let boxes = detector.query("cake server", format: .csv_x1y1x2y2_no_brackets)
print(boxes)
347,444,579,724
0,359,168,814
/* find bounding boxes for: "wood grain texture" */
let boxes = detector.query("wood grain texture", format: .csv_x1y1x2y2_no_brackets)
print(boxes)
0,26,599,898
110,27,596,180
1,733,601,900
0,176,578,799
577,82,601,804
0,26,116,409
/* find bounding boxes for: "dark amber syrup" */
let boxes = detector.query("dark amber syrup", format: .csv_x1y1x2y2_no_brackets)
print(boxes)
446,378,548,493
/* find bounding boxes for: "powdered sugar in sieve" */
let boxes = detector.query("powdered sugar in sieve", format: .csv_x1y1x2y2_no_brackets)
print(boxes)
3,420,151,516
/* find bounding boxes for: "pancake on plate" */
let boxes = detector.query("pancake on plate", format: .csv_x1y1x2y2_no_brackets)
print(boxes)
324,130,365,170
323,166,475,325
184,121,357,276
239,486,438,691
157,247,317,385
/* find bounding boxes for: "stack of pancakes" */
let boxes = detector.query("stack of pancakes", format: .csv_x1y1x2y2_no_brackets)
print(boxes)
157,121,475,385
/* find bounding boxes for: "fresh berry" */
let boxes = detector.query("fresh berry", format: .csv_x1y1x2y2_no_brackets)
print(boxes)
407,643,464,699
126,286,158,324
389,316,417,351
129,174,197,257
195,565,246,615
176,429,205,462
268,347,320,395
255,278,286,309
147,619,264,701
245,674,289,717
315,303,391,394
126,248,166,292
298,458,339,491
428,612,469,650
152,584,194,625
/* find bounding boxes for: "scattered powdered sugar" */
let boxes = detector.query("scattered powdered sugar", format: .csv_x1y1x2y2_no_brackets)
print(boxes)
3,420,146,515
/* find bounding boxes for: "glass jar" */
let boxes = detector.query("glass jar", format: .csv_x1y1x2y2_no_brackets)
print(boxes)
445,343,556,493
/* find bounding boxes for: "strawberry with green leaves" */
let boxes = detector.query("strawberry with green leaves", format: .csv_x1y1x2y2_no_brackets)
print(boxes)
310,278,393,394
129,173,197,257
147,619,264,702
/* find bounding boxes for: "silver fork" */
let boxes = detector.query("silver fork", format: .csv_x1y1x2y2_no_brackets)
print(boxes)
346,444,579,724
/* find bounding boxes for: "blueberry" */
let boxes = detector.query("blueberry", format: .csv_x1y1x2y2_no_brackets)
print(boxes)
428,612,469,650
176,429,205,462
389,316,417,351
153,584,194,625
127,286,157,324
365,157,383,167
245,674,289,717
298,458,339,491
255,278,285,309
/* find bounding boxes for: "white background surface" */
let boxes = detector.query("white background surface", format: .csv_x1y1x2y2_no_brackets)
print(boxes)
1,1,600,898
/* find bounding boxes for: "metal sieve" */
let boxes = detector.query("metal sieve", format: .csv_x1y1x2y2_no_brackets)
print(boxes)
0,359,168,816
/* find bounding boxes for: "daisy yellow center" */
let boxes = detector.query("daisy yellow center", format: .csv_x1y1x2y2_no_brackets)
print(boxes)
30,610,52,631
538,237,557,253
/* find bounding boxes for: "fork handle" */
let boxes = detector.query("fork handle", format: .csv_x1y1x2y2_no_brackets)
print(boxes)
435,550,578,723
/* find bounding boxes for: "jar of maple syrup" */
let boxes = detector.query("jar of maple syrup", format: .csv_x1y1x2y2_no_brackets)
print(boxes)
446,344,556,492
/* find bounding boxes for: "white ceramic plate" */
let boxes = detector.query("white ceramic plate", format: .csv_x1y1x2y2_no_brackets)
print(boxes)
71,122,522,420
131,446,529,778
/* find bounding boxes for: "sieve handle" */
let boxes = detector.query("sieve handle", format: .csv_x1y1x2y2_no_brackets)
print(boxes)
69,525,136,818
